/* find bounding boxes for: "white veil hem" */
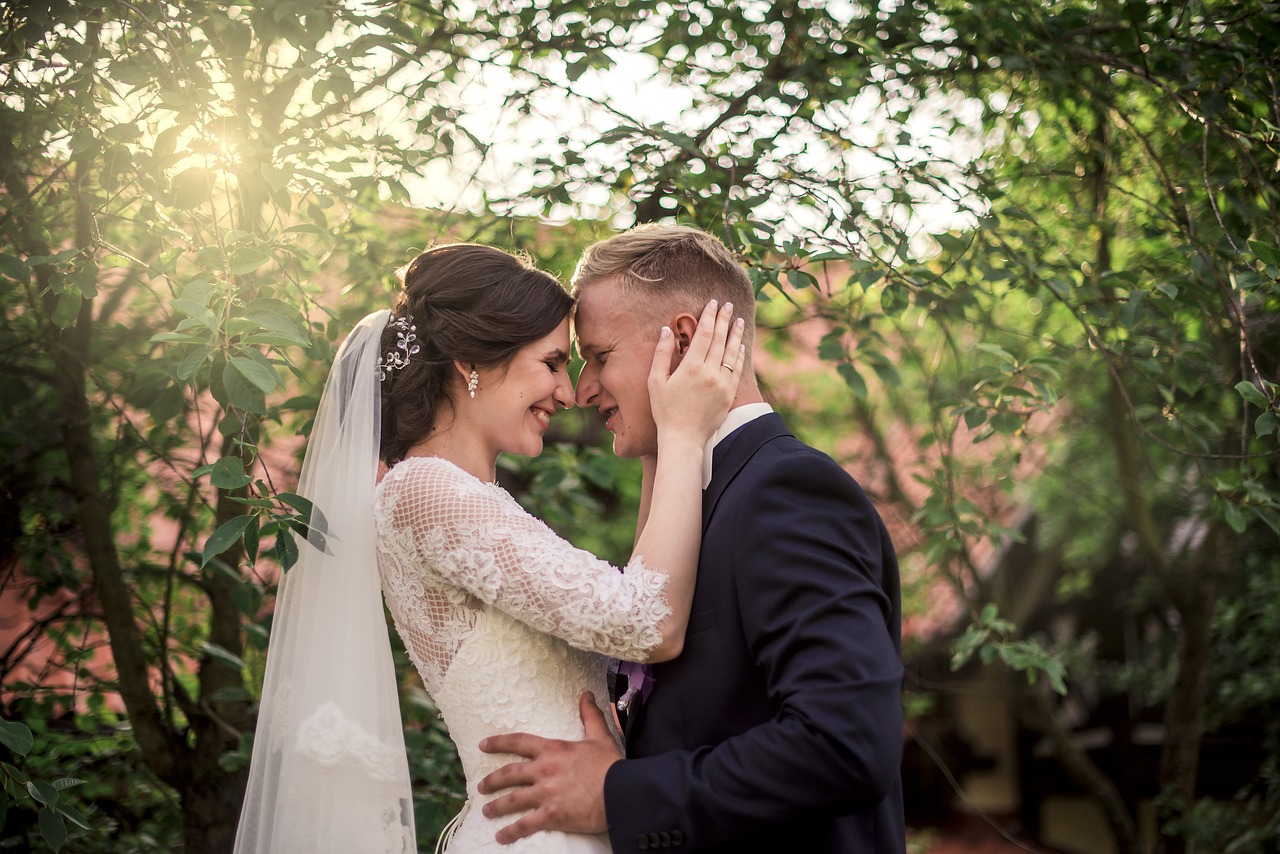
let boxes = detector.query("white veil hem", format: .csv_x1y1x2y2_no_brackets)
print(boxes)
234,309,415,854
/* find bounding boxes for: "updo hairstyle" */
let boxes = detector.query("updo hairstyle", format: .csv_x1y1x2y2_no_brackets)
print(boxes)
378,243,573,466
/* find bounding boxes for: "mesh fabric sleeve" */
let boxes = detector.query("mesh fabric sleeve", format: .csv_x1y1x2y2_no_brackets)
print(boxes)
383,458,672,661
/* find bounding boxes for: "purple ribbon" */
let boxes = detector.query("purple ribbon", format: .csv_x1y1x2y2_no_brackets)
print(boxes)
616,661,653,711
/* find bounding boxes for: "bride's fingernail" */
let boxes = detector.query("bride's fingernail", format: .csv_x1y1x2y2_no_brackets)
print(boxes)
723,302,733,312
660,326,671,339
736,318,745,329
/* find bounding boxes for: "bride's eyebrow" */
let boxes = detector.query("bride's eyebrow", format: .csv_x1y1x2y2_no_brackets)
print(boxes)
544,348,570,365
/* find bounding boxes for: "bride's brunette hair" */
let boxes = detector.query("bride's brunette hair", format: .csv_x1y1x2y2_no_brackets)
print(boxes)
378,243,572,465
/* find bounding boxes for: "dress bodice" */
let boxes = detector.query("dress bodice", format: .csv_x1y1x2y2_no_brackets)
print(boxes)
373,456,670,852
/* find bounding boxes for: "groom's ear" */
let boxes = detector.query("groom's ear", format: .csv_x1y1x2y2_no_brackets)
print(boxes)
670,312,700,358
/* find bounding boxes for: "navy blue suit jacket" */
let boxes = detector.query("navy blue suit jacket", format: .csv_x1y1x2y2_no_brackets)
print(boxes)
603,413,905,853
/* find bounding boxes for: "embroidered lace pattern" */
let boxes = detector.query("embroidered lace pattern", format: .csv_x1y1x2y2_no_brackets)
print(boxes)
373,456,671,852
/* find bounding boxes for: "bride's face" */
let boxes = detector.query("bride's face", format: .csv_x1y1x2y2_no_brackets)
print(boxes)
471,317,574,459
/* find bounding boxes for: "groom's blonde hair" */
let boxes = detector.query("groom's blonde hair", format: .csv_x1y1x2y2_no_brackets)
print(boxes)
571,223,756,352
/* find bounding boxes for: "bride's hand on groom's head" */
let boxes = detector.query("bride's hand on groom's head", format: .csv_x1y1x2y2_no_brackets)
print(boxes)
648,299,747,445
476,692,622,842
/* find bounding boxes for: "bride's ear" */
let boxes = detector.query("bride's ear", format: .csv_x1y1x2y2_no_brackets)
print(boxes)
670,312,699,357
451,360,473,389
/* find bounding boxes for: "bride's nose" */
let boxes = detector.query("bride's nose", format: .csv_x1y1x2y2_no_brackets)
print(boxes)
553,372,575,410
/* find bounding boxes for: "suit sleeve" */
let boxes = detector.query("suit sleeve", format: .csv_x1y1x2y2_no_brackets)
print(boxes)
603,448,903,851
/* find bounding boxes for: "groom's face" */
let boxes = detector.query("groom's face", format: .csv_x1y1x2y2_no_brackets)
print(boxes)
573,278,663,458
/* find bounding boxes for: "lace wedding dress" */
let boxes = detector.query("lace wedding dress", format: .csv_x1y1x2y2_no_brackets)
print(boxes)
374,455,672,853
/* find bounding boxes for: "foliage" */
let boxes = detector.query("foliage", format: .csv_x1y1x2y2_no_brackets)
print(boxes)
2,0,1277,853
0,714,91,852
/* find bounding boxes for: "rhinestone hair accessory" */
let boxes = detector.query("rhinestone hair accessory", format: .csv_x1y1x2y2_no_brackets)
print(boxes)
375,315,419,381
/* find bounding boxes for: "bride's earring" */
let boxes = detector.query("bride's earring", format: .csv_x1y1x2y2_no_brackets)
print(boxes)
468,369,479,399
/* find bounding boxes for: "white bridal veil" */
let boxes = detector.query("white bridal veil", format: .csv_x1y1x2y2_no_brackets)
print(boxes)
234,309,415,853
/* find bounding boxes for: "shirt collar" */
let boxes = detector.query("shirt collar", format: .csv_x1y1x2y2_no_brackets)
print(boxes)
702,402,774,489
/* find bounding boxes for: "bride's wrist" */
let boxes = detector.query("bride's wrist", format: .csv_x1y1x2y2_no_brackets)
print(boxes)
654,432,708,462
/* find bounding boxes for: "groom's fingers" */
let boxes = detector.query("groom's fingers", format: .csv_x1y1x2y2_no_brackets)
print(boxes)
479,732,550,763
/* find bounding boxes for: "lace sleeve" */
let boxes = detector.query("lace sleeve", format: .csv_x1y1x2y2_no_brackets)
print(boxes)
380,458,671,660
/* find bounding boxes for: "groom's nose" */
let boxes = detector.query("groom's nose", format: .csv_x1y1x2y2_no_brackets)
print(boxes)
576,364,600,408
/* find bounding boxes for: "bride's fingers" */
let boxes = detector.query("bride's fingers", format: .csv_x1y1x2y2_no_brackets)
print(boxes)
646,325,677,390
683,299,724,364
579,691,612,742
702,301,737,370
721,317,747,377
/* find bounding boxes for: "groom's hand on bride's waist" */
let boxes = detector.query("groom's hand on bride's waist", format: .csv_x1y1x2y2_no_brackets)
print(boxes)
477,691,622,843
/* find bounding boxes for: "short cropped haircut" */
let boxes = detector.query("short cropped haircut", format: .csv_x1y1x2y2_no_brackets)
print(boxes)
571,224,756,351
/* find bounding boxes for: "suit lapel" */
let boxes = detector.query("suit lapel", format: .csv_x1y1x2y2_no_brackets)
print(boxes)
702,412,792,531
625,413,792,752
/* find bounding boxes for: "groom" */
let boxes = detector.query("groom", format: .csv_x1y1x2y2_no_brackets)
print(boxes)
478,224,906,853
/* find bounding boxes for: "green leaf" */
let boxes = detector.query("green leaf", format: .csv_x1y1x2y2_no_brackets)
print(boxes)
243,513,261,563
1256,411,1277,438
276,492,314,517
275,529,300,571
170,298,219,330
202,515,255,567
51,777,86,791
230,357,279,394
0,253,31,282
974,343,1015,365
837,363,867,397
1223,502,1248,534
228,247,272,275
209,456,254,489
200,641,246,671
27,779,59,806
170,167,212,210
3,761,30,784
817,330,846,361
176,347,211,382
53,800,91,831
0,718,34,756
210,686,252,703
52,290,82,328
282,223,330,236
1235,380,1270,409
38,807,67,852
1248,239,1280,267
224,364,267,414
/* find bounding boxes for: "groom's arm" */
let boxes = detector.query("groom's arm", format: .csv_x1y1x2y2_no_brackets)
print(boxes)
603,448,903,852
479,449,903,850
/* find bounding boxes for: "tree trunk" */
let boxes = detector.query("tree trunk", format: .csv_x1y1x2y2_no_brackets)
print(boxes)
1154,523,1225,854
1021,685,1142,854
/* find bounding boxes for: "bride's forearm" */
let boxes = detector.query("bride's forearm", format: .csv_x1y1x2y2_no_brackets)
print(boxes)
631,436,705,663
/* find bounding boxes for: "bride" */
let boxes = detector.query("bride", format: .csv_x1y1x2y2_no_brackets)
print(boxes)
233,243,746,853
